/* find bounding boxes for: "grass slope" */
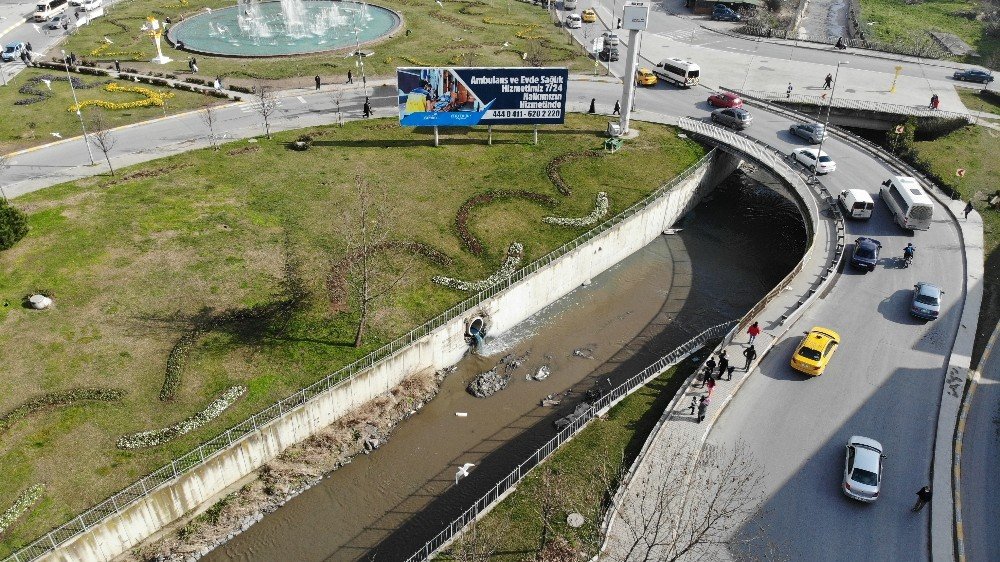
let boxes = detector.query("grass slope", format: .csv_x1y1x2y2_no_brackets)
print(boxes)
0,114,705,554
859,0,1000,60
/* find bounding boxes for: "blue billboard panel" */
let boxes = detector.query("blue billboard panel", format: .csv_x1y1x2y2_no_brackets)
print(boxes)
397,67,568,127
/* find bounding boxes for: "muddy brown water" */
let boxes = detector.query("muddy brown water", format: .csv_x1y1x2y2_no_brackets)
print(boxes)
205,172,805,562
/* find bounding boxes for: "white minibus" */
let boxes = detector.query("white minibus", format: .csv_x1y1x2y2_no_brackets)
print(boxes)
879,176,933,230
653,58,700,87
34,0,68,21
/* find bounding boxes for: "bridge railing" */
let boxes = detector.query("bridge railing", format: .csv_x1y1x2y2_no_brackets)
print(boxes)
731,87,970,122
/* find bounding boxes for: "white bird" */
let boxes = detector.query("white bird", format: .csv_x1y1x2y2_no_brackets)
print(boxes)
435,0,443,6
51,132,62,138
502,41,510,47
103,36,113,43
204,6,212,11
41,79,51,90
455,462,475,484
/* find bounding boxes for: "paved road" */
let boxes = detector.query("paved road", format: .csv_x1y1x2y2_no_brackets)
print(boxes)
961,328,1000,562
0,6,977,561
561,6,966,561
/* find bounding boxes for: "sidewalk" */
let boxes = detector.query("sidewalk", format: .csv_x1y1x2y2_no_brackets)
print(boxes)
601,118,844,561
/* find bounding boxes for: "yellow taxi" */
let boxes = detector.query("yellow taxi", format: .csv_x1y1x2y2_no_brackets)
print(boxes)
636,68,658,86
790,326,840,376
582,8,597,22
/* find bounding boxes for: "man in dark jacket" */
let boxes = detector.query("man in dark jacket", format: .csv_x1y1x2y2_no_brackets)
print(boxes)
742,345,757,371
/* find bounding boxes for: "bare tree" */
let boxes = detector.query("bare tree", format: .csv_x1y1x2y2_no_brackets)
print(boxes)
88,113,117,176
252,81,278,139
604,439,772,562
525,39,545,67
445,517,511,562
343,175,412,347
333,88,345,127
200,105,219,149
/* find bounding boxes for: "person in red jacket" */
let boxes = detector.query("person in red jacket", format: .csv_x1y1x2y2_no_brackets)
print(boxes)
747,321,761,344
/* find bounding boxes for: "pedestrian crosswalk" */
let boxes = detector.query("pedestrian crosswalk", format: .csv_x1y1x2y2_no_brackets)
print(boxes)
239,99,285,113
652,28,700,43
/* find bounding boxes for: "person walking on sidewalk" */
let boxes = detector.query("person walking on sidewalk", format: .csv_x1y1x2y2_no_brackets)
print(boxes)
613,100,620,115
706,374,717,396
114,59,121,73
700,357,717,386
589,98,596,114
718,353,729,378
786,82,794,98
912,486,932,511
348,69,353,83
964,200,974,219
697,396,709,423
315,75,321,90
742,344,757,371
747,321,761,344
363,97,372,118
823,73,833,90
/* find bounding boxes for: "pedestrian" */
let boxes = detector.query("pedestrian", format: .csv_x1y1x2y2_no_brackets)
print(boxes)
717,354,729,377
747,321,761,344
697,397,708,423
214,76,223,91
613,100,620,115
347,69,353,83
69,52,76,65
706,374,716,396
702,356,717,386
786,82,793,98
726,366,735,381
617,17,622,28
930,94,940,109
687,395,698,415
62,20,69,31
114,59,121,73
823,73,833,90
363,97,372,118
315,75,321,90
742,344,757,371
588,98,596,114
964,200,974,219
912,486,932,511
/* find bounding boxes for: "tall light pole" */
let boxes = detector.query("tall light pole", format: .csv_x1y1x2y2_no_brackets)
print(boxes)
61,49,96,165
618,1,649,135
352,4,368,98
809,60,847,184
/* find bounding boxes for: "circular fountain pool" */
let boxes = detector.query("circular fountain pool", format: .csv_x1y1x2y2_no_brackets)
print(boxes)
168,0,401,57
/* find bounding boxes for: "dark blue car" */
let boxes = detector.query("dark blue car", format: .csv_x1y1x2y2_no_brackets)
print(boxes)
711,5,741,21
953,69,994,84
851,237,881,272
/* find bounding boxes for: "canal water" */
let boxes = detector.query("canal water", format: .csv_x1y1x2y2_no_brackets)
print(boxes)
205,171,806,562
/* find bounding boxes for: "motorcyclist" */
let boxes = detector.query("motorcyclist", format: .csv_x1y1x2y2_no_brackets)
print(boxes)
903,243,916,264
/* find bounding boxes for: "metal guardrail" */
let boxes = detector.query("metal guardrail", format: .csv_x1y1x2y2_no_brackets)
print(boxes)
402,321,736,562
734,24,950,60
2,150,716,562
733,88,971,122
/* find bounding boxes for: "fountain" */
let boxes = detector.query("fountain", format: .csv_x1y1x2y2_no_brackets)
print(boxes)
169,0,401,57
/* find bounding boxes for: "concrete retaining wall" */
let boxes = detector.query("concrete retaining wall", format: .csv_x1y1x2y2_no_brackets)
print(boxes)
41,149,741,562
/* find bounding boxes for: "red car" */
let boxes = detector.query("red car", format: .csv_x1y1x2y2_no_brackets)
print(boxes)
707,92,743,108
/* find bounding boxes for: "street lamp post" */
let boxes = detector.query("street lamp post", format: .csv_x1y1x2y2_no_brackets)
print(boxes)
61,50,96,165
808,61,847,184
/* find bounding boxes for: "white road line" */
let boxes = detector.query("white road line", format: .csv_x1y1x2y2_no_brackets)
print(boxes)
296,96,306,104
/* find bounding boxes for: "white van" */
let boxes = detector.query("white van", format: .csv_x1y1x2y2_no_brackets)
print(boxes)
879,176,934,230
34,0,68,21
563,0,577,9
838,189,875,219
653,58,700,87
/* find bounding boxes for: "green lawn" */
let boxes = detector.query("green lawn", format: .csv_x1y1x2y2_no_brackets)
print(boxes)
0,114,706,555
0,67,226,153
58,0,589,85
911,124,1000,363
439,359,700,560
859,0,1000,61
958,88,1000,117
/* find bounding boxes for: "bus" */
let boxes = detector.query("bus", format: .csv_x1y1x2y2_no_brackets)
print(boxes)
879,176,934,230
652,58,700,87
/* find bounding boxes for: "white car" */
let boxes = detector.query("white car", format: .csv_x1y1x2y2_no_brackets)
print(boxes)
565,13,582,28
69,0,100,7
843,436,885,502
791,147,837,174
602,31,620,46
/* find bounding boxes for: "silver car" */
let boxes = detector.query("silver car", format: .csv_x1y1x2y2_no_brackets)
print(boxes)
789,122,827,144
843,436,885,502
910,282,943,320
711,107,752,130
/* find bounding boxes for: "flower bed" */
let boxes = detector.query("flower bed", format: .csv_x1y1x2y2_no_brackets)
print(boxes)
68,82,175,112
433,242,524,292
117,386,247,450
543,192,609,227
0,485,44,536
0,388,125,434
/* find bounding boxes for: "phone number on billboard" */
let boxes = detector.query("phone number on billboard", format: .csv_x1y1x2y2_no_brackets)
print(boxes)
491,109,563,118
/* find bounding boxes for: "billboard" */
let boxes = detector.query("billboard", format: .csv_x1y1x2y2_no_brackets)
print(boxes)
397,67,568,127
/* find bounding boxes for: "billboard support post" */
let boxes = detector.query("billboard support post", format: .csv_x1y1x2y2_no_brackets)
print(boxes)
533,125,538,145
619,2,649,135
434,125,440,147
488,125,493,146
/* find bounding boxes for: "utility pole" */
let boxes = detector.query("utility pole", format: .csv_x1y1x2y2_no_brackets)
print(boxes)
809,61,848,185
618,1,649,135
61,49,96,165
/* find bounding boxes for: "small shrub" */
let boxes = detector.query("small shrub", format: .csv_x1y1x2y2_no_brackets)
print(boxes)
0,198,29,251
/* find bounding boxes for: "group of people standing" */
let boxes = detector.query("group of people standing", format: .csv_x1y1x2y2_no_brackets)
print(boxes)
693,321,761,423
